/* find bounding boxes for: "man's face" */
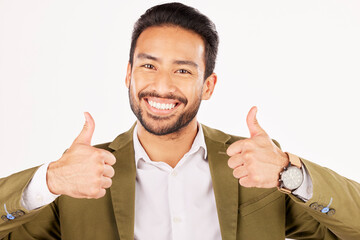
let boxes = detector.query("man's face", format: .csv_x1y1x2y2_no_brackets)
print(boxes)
126,25,216,136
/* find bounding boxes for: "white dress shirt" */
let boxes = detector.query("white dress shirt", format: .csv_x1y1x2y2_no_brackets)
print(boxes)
133,124,221,240
21,162,60,211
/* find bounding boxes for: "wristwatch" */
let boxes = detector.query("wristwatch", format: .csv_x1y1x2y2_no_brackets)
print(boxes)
278,152,304,194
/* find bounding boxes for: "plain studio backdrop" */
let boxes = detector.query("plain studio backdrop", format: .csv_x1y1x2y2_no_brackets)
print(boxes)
1,1,360,228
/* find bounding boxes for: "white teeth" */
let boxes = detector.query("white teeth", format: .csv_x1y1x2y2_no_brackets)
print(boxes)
148,100,176,110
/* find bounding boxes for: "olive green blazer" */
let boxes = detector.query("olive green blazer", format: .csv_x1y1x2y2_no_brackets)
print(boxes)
1,125,359,239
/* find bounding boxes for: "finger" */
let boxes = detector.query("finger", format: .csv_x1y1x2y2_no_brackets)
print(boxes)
226,139,245,157
246,106,266,138
101,177,113,189
233,166,247,179
93,188,106,199
103,164,115,178
227,154,245,169
72,112,95,146
239,176,254,188
103,151,116,165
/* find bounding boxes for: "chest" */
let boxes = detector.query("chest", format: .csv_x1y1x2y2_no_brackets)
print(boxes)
134,157,221,240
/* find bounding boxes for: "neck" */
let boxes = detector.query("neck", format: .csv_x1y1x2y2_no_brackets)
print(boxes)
136,119,199,168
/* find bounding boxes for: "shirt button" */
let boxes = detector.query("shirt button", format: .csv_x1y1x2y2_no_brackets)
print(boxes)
171,171,178,177
173,217,182,223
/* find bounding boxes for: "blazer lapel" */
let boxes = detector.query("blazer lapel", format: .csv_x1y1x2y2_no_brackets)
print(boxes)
108,125,136,240
202,125,239,240
106,124,239,240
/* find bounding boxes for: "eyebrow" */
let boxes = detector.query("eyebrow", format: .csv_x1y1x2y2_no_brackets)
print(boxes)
136,53,198,68
137,53,159,61
173,60,198,68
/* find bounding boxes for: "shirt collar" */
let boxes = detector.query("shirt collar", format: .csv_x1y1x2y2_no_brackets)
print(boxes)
132,123,208,168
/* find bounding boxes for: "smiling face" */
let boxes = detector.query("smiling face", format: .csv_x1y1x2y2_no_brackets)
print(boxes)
126,25,217,136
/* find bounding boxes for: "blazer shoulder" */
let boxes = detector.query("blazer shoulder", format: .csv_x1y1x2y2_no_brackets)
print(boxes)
201,124,281,148
92,123,137,152
201,124,246,145
93,142,113,152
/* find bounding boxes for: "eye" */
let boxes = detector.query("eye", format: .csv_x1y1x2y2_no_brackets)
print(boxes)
142,64,155,69
176,69,191,74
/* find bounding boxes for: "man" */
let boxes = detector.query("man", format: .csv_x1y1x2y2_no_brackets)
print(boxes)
0,2,359,239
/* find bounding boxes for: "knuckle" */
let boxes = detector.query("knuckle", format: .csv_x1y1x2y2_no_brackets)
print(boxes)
243,152,251,160
243,140,253,148
94,149,107,159
98,150,107,159
248,173,260,184
245,156,256,167
93,149,102,158
94,163,104,176
252,174,259,183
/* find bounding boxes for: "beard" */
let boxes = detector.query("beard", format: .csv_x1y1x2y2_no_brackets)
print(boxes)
129,87,202,136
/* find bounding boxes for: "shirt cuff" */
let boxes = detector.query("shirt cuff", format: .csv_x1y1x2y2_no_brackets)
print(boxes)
21,162,60,211
292,162,313,202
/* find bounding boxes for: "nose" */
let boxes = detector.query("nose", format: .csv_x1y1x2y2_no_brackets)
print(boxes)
151,70,176,95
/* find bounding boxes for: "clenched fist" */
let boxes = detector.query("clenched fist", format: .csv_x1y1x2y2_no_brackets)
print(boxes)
227,107,289,188
46,112,116,199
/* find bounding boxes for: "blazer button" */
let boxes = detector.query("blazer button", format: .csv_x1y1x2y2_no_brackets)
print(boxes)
1,215,9,222
309,202,319,210
13,210,25,218
327,208,336,216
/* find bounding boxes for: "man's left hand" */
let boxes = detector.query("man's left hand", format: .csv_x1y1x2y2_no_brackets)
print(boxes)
227,106,289,188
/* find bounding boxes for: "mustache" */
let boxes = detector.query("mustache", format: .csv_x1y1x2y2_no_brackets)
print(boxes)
138,91,187,105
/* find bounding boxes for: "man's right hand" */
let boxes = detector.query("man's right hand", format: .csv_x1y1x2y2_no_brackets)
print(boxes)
46,112,116,199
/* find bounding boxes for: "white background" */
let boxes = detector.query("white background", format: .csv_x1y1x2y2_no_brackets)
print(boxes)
1,1,359,239
1,0,359,186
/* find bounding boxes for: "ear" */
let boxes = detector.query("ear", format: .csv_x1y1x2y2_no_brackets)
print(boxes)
201,73,217,100
125,62,132,88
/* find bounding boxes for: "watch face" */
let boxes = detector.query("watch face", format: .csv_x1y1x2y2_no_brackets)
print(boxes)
281,166,304,190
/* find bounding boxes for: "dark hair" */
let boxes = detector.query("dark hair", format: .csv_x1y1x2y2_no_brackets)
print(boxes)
129,2,219,79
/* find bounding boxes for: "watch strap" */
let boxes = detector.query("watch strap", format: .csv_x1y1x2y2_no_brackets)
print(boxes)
278,186,292,194
285,152,302,168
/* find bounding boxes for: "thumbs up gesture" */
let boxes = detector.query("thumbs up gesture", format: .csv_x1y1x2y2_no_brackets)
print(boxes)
227,107,289,188
47,112,116,199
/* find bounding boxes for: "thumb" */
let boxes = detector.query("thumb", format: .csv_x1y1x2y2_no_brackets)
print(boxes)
72,112,95,146
246,106,265,137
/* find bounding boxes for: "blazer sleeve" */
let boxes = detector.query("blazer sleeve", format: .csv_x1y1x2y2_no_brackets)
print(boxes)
0,167,60,239
285,158,360,239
